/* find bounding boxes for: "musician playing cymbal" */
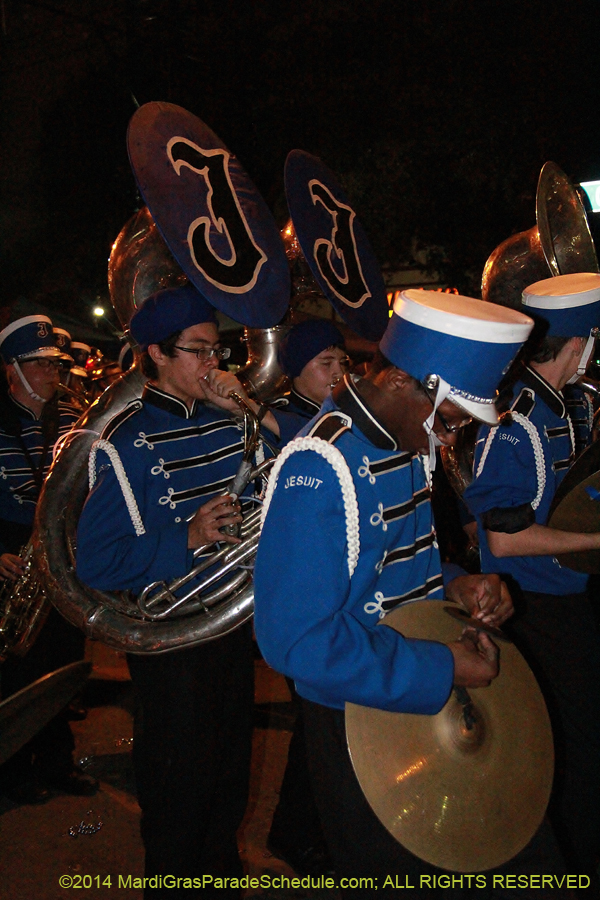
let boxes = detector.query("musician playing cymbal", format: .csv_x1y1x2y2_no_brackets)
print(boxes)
254,291,577,896
465,272,600,878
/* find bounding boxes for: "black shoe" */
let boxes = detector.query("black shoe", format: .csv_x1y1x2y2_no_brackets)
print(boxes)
3,778,51,805
44,767,99,797
267,839,335,877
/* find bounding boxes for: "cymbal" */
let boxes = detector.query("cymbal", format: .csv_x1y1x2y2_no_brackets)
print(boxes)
345,601,553,872
548,441,600,572
443,605,510,642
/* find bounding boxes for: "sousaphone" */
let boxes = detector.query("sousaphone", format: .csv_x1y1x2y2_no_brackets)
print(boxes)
34,103,292,653
284,149,390,343
481,160,599,309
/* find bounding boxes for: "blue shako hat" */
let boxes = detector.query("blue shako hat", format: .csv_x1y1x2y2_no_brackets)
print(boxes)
53,328,74,365
130,284,217,351
70,341,91,378
522,272,600,337
380,290,534,426
278,319,345,378
0,315,62,365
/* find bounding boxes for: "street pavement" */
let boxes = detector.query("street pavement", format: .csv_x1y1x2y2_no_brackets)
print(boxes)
0,643,339,900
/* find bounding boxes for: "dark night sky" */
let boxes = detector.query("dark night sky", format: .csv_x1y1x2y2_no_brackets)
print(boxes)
1,0,600,334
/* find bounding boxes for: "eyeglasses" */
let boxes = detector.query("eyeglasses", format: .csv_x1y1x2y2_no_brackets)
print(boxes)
424,387,472,434
22,357,63,370
173,345,231,362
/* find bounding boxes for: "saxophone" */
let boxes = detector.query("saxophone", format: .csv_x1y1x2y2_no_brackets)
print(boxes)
0,543,49,662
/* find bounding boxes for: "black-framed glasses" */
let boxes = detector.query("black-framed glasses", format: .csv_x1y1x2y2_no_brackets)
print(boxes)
423,387,472,434
23,357,63,370
173,345,231,362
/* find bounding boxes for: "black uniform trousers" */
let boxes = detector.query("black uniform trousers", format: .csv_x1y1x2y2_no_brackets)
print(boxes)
126,622,255,899
507,589,600,876
301,699,587,900
267,678,326,855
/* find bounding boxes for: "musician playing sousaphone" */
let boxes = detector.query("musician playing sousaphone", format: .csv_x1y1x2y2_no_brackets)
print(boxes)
254,291,579,895
465,272,600,878
76,284,286,895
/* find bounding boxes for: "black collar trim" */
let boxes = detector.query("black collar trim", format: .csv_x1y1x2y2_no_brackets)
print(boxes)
289,388,321,416
10,395,37,421
143,383,199,419
522,366,566,419
332,374,397,450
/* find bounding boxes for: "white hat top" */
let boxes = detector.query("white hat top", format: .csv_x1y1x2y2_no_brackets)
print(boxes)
398,290,533,343
523,272,600,310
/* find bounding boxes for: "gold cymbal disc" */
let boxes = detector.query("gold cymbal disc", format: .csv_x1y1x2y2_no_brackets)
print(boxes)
548,469,600,573
345,600,553,873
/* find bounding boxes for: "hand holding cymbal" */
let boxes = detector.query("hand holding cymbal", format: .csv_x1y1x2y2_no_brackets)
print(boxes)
345,600,553,873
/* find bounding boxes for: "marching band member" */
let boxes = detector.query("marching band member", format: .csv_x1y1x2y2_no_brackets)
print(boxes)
465,272,600,876
0,315,97,803
53,327,90,410
277,318,349,419
76,284,280,898
254,291,569,895
265,318,349,875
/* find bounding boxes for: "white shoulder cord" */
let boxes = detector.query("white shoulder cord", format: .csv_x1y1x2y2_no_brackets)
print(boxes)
586,395,595,434
475,413,546,511
421,452,432,490
475,425,499,479
262,436,360,577
89,439,146,536
567,414,576,457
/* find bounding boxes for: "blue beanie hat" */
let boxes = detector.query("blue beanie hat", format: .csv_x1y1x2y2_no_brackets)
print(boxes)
278,319,345,378
130,284,217,350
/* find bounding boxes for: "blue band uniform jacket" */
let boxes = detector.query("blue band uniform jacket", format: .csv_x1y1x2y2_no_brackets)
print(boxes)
76,383,268,596
464,366,588,595
254,374,454,715
269,387,321,446
0,393,79,550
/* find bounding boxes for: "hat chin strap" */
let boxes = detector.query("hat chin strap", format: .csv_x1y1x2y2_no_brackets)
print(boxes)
567,330,598,384
422,375,451,471
13,360,47,404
